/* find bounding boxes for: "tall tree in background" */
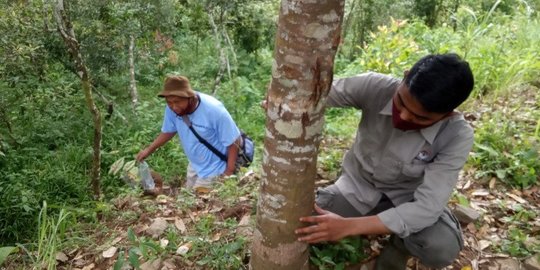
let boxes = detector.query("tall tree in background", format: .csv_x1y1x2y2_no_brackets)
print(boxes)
249,0,344,269
53,0,103,199
349,0,374,59
413,0,443,28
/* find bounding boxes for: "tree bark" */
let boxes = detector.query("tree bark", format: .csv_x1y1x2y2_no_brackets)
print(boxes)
249,1,344,269
207,9,227,95
337,0,358,58
128,35,138,110
53,0,102,199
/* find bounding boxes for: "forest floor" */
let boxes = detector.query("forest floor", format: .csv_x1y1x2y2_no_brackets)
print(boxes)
4,88,540,270
17,162,535,270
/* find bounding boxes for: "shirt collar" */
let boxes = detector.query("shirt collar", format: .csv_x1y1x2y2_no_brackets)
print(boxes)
379,98,444,144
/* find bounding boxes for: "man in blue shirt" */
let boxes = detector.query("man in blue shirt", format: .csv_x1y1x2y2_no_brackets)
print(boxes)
136,75,241,190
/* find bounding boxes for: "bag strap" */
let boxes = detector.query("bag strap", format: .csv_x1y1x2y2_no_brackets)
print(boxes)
181,115,227,162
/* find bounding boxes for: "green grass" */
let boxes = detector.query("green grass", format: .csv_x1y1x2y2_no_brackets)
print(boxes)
11,202,74,270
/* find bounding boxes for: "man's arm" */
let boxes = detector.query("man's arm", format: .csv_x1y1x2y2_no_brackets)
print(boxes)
223,137,241,176
378,123,474,238
136,132,176,161
295,204,391,243
327,72,398,110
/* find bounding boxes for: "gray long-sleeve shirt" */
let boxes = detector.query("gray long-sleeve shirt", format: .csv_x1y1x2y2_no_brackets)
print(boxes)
328,72,474,237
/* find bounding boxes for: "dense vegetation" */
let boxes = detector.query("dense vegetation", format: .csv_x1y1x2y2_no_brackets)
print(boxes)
1,0,539,268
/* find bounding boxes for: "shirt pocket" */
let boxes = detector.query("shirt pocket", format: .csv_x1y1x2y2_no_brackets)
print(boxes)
372,155,403,183
401,160,427,178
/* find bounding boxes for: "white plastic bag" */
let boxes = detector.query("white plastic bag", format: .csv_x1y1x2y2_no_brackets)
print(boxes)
138,161,155,190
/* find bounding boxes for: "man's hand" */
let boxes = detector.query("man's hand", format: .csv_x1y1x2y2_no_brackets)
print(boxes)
260,100,268,110
223,168,235,176
136,133,176,162
295,204,351,244
136,147,153,162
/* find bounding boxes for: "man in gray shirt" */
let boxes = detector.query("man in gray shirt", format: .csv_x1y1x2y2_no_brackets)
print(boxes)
295,53,474,269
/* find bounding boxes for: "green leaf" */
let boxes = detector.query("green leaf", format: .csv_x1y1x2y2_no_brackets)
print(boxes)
113,251,125,270
127,227,137,242
474,143,500,157
22,205,32,212
109,157,125,175
496,169,507,179
0,246,18,266
456,193,470,206
123,160,137,173
309,256,322,266
225,241,242,253
141,241,160,252
196,256,212,265
128,248,140,269
321,256,336,265
342,243,356,253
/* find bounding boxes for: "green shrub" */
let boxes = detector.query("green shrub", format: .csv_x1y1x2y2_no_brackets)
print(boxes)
310,237,368,270
470,110,540,188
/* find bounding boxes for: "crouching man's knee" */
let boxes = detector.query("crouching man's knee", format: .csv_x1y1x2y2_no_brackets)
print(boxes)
403,210,463,268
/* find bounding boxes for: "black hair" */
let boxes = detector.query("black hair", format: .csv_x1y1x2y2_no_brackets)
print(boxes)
404,53,474,113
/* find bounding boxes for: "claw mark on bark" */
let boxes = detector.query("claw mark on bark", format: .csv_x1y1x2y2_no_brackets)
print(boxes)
310,57,322,106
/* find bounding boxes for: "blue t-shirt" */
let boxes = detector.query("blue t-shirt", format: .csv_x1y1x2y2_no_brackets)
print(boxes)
161,92,240,178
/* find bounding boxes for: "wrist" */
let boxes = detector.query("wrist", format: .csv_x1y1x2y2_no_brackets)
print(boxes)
342,218,357,237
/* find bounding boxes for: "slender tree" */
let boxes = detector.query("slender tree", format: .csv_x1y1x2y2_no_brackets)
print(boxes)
249,1,344,269
128,35,138,110
53,0,102,199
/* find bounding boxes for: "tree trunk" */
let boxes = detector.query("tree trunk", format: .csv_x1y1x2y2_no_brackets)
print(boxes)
207,9,227,95
451,0,460,31
53,0,102,199
338,0,358,58
249,1,344,269
128,35,138,110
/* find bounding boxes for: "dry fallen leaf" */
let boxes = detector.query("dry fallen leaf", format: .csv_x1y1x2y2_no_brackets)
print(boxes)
478,240,491,250
471,189,490,197
74,259,87,267
186,209,196,222
462,179,472,190
111,236,122,245
195,187,211,194
488,178,496,190
102,246,118,258
175,217,186,234
157,197,169,204
507,193,527,204
211,232,221,242
466,223,477,233
160,239,169,248
176,242,192,256
82,263,95,270
238,214,251,227
56,251,69,262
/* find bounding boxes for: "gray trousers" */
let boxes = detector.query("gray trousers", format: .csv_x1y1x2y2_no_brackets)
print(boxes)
316,185,463,269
